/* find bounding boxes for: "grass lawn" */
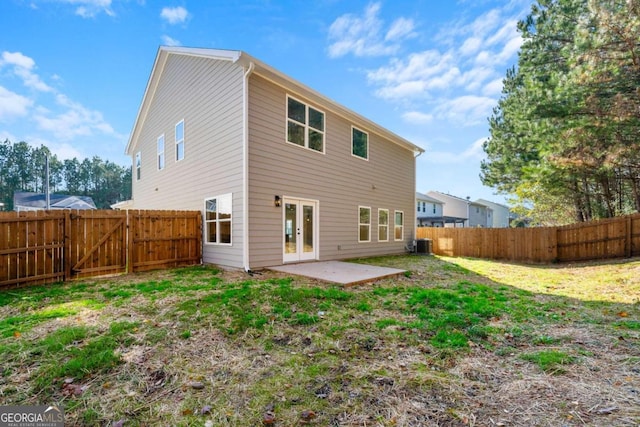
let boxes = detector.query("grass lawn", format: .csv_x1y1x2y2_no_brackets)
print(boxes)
0,255,639,426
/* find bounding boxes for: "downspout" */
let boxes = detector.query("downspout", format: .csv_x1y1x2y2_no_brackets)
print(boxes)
413,150,423,250
242,61,255,272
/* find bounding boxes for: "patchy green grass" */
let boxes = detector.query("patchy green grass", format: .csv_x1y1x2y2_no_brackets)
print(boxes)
521,349,577,373
0,257,639,426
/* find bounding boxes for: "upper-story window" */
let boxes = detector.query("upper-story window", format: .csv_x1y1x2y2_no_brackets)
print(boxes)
287,96,325,153
157,135,165,170
352,127,368,160
135,152,141,181
175,120,185,161
433,204,436,214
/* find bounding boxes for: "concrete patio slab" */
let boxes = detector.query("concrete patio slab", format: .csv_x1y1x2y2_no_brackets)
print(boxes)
268,261,405,286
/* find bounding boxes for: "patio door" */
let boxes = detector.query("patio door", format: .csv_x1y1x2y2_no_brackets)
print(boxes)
283,198,318,263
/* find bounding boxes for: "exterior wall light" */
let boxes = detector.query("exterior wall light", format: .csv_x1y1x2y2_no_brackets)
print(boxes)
274,195,281,207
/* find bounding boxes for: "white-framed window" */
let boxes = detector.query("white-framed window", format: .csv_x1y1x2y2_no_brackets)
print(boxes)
378,209,389,242
175,119,185,161
286,95,325,153
394,210,404,241
157,134,165,170
358,206,371,243
352,126,368,160
417,202,420,212
433,204,436,214
135,152,141,181
205,193,232,245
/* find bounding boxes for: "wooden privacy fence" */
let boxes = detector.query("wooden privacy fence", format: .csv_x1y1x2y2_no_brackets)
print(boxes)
416,213,640,264
0,209,202,289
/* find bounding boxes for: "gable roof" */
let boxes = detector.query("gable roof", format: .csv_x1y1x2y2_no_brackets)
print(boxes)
126,46,424,156
13,192,97,210
427,191,490,208
416,192,444,204
476,199,510,210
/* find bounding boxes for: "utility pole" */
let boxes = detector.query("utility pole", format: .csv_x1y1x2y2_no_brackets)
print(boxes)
45,155,50,210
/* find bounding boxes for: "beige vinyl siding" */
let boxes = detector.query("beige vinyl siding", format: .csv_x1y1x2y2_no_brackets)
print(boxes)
129,54,245,267
247,74,416,268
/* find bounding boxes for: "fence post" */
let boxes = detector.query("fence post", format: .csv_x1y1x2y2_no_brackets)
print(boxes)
127,210,135,273
64,211,71,280
551,227,559,262
625,215,632,258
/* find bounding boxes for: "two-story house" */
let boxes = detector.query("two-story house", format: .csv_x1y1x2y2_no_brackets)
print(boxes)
125,47,424,270
427,191,493,227
416,192,445,227
476,199,511,228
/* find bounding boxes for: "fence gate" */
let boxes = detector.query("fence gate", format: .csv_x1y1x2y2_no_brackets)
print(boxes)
1,209,202,289
67,210,128,280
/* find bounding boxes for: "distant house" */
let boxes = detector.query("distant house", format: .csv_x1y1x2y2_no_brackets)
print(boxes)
476,199,511,228
426,191,493,227
125,46,424,270
416,192,445,227
468,201,493,228
13,191,97,212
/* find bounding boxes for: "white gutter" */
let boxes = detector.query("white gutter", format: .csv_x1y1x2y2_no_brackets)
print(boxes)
242,61,255,272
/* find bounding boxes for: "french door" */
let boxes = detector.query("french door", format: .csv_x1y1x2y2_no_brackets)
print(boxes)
283,198,318,263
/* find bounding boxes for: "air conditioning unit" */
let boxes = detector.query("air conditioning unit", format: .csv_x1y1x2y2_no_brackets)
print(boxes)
415,238,432,254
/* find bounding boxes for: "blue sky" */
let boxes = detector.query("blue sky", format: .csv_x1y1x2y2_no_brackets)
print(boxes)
0,0,530,203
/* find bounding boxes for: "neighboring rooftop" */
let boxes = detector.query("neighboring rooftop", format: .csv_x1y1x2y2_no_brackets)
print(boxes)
13,191,97,211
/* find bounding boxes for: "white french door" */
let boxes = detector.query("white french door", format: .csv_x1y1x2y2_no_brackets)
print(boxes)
283,198,318,263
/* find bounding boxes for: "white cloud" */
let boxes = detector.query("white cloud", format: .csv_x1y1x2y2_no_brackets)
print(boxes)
482,78,504,97
385,17,416,42
0,51,53,92
462,136,488,159
161,35,182,47
327,2,414,58
161,6,189,25
49,0,115,18
425,137,488,164
402,111,433,124
433,95,497,126
0,86,33,120
352,2,526,124
34,93,116,139
27,136,85,160
0,51,120,145
459,37,482,56
1,51,35,69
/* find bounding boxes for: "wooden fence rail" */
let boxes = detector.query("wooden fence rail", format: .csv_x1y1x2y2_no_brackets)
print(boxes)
416,213,640,263
0,209,202,289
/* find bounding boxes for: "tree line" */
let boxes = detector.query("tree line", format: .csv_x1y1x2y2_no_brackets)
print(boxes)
482,0,640,225
0,139,131,210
